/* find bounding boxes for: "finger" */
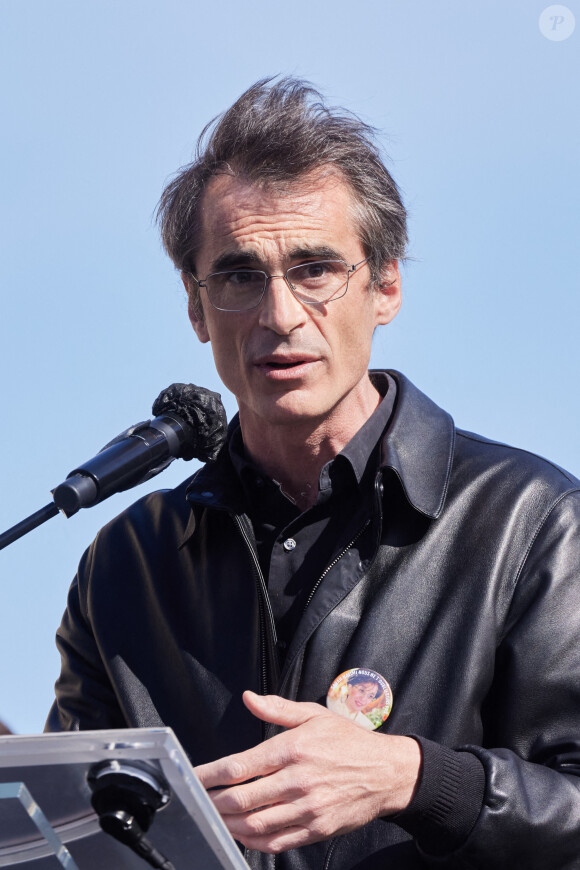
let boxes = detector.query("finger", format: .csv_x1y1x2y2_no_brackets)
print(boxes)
209,768,304,815
221,799,311,841
196,695,333,791
195,730,297,789
242,691,329,728
227,820,324,855
196,750,272,790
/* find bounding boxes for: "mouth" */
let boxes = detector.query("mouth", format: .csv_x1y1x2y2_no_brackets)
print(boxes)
253,355,320,377
264,360,306,369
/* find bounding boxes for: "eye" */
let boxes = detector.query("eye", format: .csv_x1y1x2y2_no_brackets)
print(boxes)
289,260,345,287
293,261,332,281
303,262,328,278
227,270,264,286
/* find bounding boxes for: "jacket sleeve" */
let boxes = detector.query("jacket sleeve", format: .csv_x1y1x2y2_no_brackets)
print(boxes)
45,539,127,732
421,490,580,867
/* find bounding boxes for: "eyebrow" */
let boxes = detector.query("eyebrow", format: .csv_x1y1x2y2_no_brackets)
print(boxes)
210,251,260,273
209,245,345,274
288,245,344,262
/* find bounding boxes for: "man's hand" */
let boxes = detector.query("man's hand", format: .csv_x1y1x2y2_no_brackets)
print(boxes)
195,691,421,854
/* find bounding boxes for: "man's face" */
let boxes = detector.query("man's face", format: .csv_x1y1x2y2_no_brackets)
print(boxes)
187,171,401,440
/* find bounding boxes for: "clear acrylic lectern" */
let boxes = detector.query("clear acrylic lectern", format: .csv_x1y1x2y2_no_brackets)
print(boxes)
0,728,250,869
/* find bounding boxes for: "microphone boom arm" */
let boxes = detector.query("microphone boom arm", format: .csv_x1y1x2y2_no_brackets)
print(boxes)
0,382,227,552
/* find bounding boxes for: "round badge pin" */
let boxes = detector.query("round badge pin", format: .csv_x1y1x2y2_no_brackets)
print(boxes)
326,668,393,731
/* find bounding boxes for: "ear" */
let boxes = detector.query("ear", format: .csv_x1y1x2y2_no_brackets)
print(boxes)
373,260,402,326
182,272,211,344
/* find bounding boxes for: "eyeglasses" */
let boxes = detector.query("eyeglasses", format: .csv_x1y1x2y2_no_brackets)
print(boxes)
190,258,370,312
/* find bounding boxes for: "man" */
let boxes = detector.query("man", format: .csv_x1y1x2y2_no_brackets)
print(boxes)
48,79,580,868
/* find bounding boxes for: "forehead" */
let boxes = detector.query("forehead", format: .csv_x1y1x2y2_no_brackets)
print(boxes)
196,171,361,271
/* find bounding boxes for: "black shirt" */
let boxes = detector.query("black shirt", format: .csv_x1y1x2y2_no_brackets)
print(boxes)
229,372,397,660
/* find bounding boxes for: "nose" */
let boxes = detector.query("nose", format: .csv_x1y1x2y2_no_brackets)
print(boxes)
257,275,308,335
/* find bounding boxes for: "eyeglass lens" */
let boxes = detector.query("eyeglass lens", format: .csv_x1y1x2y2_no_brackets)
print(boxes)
205,260,351,311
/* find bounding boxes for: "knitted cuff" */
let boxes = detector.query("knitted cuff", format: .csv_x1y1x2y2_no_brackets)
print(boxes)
395,736,485,856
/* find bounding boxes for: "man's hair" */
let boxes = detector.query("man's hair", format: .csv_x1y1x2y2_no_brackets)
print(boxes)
156,77,407,315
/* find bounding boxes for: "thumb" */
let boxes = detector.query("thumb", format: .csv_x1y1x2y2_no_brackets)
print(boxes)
242,690,329,728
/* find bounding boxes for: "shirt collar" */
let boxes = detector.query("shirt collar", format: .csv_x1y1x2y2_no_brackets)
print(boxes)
228,372,397,508
342,371,396,483
185,370,456,530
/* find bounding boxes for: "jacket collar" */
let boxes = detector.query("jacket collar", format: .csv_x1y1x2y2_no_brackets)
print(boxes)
184,370,455,530
376,370,455,519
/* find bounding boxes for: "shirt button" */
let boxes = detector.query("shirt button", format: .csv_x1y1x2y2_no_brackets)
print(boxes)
283,538,297,552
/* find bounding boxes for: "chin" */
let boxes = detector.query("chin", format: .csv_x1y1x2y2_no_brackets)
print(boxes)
258,395,329,426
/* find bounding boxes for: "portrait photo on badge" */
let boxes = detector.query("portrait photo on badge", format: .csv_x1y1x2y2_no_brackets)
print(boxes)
326,668,393,731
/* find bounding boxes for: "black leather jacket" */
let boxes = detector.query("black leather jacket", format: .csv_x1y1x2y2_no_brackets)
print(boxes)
48,372,580,869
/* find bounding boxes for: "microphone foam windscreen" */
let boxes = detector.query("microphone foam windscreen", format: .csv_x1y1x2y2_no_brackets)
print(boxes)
152,383,228,462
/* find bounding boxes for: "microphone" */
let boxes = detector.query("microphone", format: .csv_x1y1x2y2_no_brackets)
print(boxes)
51,384,227,517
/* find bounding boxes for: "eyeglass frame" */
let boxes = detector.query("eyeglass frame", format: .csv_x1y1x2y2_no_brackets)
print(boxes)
187,257,371,312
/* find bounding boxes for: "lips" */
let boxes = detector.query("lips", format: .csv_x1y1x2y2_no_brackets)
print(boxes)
265,360,302,369
254,353,319,368
253,353,321,378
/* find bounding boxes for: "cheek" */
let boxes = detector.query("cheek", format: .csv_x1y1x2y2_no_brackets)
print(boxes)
212,339,237,378
207,329,247,393
329,317,375,375
338,302,376,351
203,314,236,360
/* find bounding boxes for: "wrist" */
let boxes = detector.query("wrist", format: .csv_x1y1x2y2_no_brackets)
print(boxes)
395,737,486,855
375,734,422,817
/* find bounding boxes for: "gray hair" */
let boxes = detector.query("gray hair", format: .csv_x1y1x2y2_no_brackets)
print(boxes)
156,77,407,315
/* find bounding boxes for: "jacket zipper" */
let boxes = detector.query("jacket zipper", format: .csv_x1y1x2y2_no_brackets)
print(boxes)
323,838,338,870
233,479,382,870
312,478,384,870
232,514,279,870
302,520,371,614
232,513,278,697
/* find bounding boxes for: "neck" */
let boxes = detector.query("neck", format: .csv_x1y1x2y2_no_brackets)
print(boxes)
246,428,341,511
239,387,382,511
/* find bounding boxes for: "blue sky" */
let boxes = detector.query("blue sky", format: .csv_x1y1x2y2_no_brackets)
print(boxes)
0,0,578,733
